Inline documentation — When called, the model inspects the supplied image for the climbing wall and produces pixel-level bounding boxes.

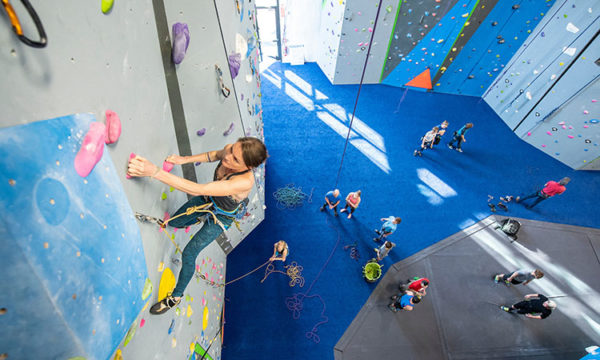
[434,0,556,96]
[382,0,480,88]
[0,0,264,359]
[316,0,347,82]
[333,0,398,84]
[483,0,599,170]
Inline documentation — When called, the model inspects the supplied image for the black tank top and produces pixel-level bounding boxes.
[211,161,250,212]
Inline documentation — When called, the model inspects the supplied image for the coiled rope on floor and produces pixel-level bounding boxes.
[273,184,314,209]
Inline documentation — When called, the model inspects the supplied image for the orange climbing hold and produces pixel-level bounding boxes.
[405,68,432,90]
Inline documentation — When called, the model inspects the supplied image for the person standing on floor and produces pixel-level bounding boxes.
[374,241,395,261]
[320,189,341,216]
[374,216,402,242]
[516,177,570,209]
[433,120,449,147]
[500,294,556,319]
[340,190,361,219]
[414,126,439,157]
[389,290,421,312]
[494,269,544,286]
[448,123,473,152]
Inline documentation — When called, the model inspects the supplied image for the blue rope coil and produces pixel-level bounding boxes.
[273,184,313,209]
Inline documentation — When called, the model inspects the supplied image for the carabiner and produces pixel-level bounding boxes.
[1,0,47,48]
[215,65,231,98]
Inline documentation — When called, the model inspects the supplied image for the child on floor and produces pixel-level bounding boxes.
[448,123,473,152]
[374,241,395,261]
[414,126,439,157]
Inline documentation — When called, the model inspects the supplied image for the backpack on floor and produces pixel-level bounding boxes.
[499,218,521,240]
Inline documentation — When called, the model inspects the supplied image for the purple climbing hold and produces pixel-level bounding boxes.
[229,53,242,79]
[195,162,202,166]
[196,128,206,136]
[223,122,235,136]
[172,23,190,65]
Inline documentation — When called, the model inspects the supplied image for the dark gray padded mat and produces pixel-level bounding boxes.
[335,216,600,359]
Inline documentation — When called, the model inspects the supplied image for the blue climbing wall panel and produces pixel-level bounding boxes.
[0,114,148,360]
[381,0,479,88]
[436,0,556,96]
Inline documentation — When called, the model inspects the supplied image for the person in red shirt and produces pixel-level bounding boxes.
[408,278,429,296]
[516,177,570,209]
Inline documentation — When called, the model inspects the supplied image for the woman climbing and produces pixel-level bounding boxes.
[127,137,268,315]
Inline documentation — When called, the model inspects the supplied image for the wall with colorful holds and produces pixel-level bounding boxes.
[0,0,264,359]
[483,0,599,170]
[316,0,347,83]
[433,0,556,96]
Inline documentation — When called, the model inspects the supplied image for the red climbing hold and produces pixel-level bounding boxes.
[105,109,121,144]
[405,68,432,90]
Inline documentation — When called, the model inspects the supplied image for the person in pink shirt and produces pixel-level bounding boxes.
[340,190,361,219]
[516,177,570,209]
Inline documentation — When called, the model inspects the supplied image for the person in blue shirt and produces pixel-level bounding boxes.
[388,291,421,312]
[320,189,341,216]
[374,216,401,242]
[447,122,473,152]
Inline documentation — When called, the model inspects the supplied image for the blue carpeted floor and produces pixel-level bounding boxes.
[222,62,600,360]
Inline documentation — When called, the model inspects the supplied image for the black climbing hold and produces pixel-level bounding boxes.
[519,89,524,93]
[512,4,520,10]
[585,139,592,143]
[497,35,502,39]
[498,39,505,44]
[535,112,540,116]
[491,21,498,26]
[468,75,474,79]
[505,79,509,83]
[552,127,558,131]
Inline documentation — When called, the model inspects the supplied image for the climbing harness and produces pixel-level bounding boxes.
[215,65,231,98]
[1,0,47,48]
[135,197,247,253]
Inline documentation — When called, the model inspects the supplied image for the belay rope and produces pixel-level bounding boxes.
[261,261,305,287]
[273,184,314,209]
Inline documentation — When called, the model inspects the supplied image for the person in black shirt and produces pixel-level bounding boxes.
[500,293,556,319]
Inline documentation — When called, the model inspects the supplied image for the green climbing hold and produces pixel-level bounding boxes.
[161,192,167,200]
[101,0,114,14]
[386,5,393,13]
[123,320,137,346]
[169,186,175,192]
[176,307,181,316]
[141,278,152,300]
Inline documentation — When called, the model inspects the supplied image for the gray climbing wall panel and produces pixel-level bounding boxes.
[483,0,599,170]
[0,0,263,359]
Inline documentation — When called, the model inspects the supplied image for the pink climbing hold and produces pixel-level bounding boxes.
[185,226,190,233]
[558,121,565,125]
[546,131,552,135]
[368,27,373,32]
[160,212,170,232]
[140,319,146,328]
[541,144,547,147]
[74,122,106,177]
[583,110,589,114]
[592,99,597,103]
[568,135,574,138]
[126,153,136,179]
[562,125,566,129]
[105,110,121,144]
[162,161,174,173]
[584,125,589,128]
[527,132,531,136]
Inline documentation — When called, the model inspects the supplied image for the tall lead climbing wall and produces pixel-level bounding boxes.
[0,0,263,359]
[483,0,599,170]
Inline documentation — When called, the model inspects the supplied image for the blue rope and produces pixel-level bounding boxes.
[273,184,313,210]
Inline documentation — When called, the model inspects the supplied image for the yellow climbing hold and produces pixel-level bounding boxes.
[101,0,114,14]
[113,349,122,360]
[202,306,209,330]
[157,261,165,272]
[187,304,193,317]
[190,342,196,353]
[158,268,176,300]
[172,337,177,348]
